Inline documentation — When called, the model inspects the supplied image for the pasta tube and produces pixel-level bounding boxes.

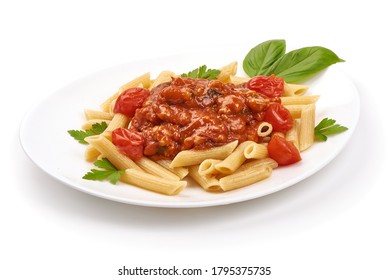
[219,166,272,191]
[215,141,254,175]
[229,75,249,85]
[299,104,315,151]
[188,165,221,192]
[121,169,186,196]
[170,140,238,168]
[137,157,180,181]
[283,83,309,96]
[103,113,129,136]
[85,135,142,171]
[198,159,222,176]
[84,109,112,121]
[243,142,268,160]
[217,61,238,83]
[257,122,273,137]
[281,95,319,105]
[285,119,300,150]
[284,105,305,119]
[150,71,175,89]
[156,160,189,179]
[82,119,111,130]
[84,145,101,162]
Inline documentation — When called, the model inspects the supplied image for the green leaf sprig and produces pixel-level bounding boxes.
[243,39,286,78]
[243,39,344,83]
[68,121,108,144]
[181,65,221,80]
[314,118,348,141]
[83,158,125,184]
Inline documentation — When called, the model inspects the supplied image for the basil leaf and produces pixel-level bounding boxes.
[243,39,286,77]
[265,46,345,83]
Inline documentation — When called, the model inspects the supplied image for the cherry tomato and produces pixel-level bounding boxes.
[113,87,150,117]
[263,103,293,133]
[267,135,301,166]
[247,75,284,98]
[112,128,144,160]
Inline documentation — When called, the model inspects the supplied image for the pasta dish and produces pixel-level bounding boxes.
[70,60,320,196]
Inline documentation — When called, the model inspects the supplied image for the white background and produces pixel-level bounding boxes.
[1,0,388,279]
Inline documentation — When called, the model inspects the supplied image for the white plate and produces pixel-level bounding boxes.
[19,49,360,208]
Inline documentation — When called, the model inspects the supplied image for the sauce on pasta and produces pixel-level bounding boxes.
[128,77,282,160]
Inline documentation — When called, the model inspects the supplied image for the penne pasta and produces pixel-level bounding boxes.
[285,119,300,150]
[283,83,309,96]
[188,165,222,192]
[84,145,101,162]
[299,104,315,151]
[84,109,113,121]
[81,119,111,130]
[219,166,272,191]
[119,72,151,93]
[198,159,222,176]
[103,113,129,136]
[121,169,186,195]
[101,93,119,113]
[237,158,278,172]
[85,135,142,171]
[281,95,319,105]
[229,75,249,85]
[136,157,180,181]
[284,104,305,119]
[150,71,175,89]
[243,142,268,159]
[217,61,238,83]
[156,159,189,179]
[170,140,238,168]
[215,141,254,175]
[108,98,116,116]
[257,122,273,137]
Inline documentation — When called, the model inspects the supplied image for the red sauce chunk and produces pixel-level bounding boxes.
[127,77,287,160]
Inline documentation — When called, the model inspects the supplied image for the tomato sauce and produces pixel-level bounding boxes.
[129,77,281,159]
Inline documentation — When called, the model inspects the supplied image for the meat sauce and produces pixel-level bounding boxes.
[129,77,280,160]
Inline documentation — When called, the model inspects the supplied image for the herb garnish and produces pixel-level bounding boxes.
[243,39,344,83]
[83,158,124,184]
[181,65,221,80]
[314,118,348,141]
[68,121,108,144]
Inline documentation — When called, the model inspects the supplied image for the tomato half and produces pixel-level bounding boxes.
[113,87,150,117]
[112,128,144,160]
[247,75,284,98]
[267,135,301,166]
[263,103,293,133]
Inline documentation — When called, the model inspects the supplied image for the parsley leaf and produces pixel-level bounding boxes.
[181,65,221,80]
[314,118,348,141]
[68,121,108,144]
[83,158,125,184]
